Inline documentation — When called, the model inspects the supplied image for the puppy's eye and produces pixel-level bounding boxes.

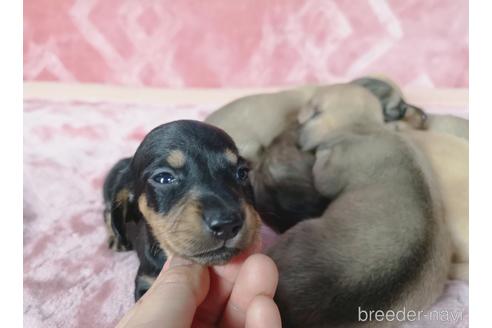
[152,172,176,184]
[235,167,249,182]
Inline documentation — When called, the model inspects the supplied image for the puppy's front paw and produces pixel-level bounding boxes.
[385,121,410,132]
[298,125,322,151]
[312,146,345,198]
[107,235,131,252]
[104,211,130,252]
[134,274,156,301]
[298,115,337,151]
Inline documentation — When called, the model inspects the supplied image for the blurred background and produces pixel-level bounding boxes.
[24,0,468,89]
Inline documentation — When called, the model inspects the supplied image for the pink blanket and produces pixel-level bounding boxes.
[23,99,468,327]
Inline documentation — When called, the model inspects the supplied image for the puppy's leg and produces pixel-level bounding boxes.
[103,196,133,252]
[103,207,118,250]
[425,114,469,140]
[385,120,414,132]
[134,266,157,301]
[267,218,372,327]
[312,139,354,199]
[109,198,133,252]
[312,150,341,197]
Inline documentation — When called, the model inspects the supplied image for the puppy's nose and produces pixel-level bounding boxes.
[205,215,243,241]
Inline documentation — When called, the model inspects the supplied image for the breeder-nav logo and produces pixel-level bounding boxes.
[358,307,463,323]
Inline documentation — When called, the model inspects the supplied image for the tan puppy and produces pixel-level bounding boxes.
[346,76,469,140]
[206,86,317,161]
[352,77,468,279]
[303,87,468,281]
[208,83,386,237]
[269,124,451,327]
[297,84,383,150]
[205,77,423,162]
[387,114,469,140]
[422,114,468,140]
[399,130,469,280]
[205,83,388,161]
[353,76,468,140]
[206,81,468,283]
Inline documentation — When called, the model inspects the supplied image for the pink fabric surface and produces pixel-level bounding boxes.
[24,0,468,88]
[23,99,468,327]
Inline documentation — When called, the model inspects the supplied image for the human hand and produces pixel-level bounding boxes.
[116,246,281,328]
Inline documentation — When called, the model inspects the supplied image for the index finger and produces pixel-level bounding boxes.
[193,238,262,325]
[218,254,278,328]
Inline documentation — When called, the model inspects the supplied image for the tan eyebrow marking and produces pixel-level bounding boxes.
[224,148,238,165]
[166,149,186,168]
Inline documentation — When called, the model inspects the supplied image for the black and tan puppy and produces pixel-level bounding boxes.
[103,120,260,300]
[268,123,452,327]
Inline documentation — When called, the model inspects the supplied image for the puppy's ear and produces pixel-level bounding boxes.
[403,104,428,129]
[104,158,135,251]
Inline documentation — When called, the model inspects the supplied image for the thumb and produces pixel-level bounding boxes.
[116,256,210,328]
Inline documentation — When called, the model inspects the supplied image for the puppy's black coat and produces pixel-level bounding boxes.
[103,120,259,301]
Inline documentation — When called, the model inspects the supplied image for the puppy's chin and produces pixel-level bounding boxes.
[181,223,258,265]
[189,247,242,265]
[165,221,258,266]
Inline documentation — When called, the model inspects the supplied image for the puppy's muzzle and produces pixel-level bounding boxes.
[203,208,244,241]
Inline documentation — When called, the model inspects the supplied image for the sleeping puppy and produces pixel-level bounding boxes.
[103,120,260,300]
[353,78,468,279]
[351,76,428,129]
[268,123,452,327]
[351,76,468,260]
[205,76,447,164]
[352,76,468,140]
[417,114,468,140]
[206,83,386,162]
[386,111,469,141]
[298,86,468,282]
[399,130,469,281]
[206,86,317,162]
[248,84,384,233]
[250,120,329,233]
[297,83,383,150]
